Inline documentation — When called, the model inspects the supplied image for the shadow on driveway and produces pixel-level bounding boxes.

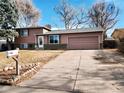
[91,50,124,90]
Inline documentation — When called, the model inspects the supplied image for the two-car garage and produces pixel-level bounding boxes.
[68,36,99,49]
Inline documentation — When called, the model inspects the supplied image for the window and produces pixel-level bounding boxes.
[20,43,28,49]
[20,29,28,37]
[49,35,59,44]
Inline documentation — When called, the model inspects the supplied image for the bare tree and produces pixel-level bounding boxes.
[75,8,88,28]
[54,0,87,29]
[16,0,40,27]
[54,0,75,29]
[88,1,119,38]
[31,8,40,27]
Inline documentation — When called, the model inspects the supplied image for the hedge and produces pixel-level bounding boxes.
[44,44,67,50]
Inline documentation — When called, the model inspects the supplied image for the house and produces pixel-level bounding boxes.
[112,28,124,39]
[112,28,124,52]
[15,27,104,50]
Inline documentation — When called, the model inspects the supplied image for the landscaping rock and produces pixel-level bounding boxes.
[3,67,9,71]
[0,69,3,72]
[35,63,37,66]
[37,63,40,66]
[8,67,14,70]
[29,64,31,67]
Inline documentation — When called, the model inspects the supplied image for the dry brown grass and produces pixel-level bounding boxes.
[0,50,63,69]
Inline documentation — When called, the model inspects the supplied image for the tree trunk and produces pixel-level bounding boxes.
[103,31,107,40]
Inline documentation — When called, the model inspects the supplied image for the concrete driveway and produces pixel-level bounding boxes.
[0,50,124,93]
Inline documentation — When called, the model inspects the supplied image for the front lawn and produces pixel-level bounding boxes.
[0,50,63,69]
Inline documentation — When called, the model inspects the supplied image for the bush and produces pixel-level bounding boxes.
[28,44,35,49]
[44,44,67,50]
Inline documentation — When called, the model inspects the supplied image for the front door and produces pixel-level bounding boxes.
[38,36,44,48]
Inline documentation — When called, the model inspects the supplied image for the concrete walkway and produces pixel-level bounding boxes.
[0,50,123,93]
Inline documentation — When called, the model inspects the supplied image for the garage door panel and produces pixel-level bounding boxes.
[69,43,98,49]
[69,40,98,43]
[68,36,99,49]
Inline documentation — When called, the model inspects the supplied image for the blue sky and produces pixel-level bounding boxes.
[32,0,124,36]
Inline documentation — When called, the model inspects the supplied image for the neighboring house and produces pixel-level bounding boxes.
[112,28,124,52]
[15,27,104,50]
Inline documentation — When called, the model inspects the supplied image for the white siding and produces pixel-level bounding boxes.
[43,29,49,34]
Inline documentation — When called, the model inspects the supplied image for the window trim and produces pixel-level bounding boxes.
[49,35,60,44]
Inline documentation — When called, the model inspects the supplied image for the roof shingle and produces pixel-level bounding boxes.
[44,28,104,35]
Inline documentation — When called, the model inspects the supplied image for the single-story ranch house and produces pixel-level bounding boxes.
[112,28,124,52]
[15,27,104,50]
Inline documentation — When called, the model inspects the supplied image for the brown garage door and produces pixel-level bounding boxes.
[68,36,99,49]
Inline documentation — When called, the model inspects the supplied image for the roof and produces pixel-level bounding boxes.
[43,28,104,35]
[112,28,124,39]
[15,26,51,31]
